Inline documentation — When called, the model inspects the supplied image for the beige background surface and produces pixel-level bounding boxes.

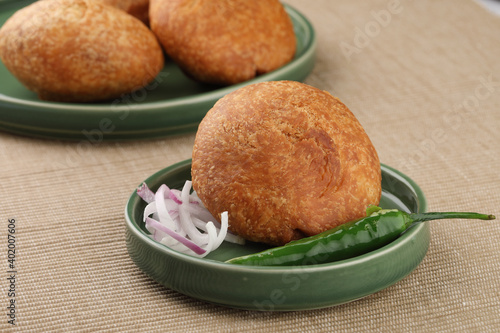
[1,0,499,331]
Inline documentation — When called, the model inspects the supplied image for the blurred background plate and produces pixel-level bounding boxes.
[125,161,430,311]
[0,1,316,141]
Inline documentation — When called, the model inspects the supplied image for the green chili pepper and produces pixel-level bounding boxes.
[225,207,495,266]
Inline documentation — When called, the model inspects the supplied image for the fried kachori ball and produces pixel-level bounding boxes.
[0,0,163,102]
[192,81,382,246]
[149,0,296,85]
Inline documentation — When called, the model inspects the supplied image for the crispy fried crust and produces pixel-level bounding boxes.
[192,81,381,246]
[99,0,149,24]
[0,0,163,102]
[149,0,296,85]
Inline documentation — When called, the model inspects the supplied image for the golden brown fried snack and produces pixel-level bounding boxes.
[0,0,163,103]
[99,0,149,24]
[192,81,382,246]
[149,0,296,85]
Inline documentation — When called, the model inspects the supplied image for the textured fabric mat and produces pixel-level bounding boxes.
[0,0,499,331]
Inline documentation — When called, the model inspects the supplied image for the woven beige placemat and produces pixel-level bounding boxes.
[0,0,499,331]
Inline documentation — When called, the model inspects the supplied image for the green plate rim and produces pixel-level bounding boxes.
[125,160,428,271]
[124,160,430,310]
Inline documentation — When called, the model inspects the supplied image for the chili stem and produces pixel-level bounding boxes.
[409,212,495,223]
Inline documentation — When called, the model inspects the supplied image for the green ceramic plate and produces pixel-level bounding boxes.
[124,160,430,311]
[0,1,316,141]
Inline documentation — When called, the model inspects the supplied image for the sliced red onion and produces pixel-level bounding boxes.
[190,190,203,203]
[154,185,177,230]
[223,232,246,245]
[145,217,206,255]
[139,180,245,257]
[213,211,228,249]
[191,217,210,232]
[143,202,158,221]
[137,183,156,203]
[169,190,183,205]
[188,205,219,225]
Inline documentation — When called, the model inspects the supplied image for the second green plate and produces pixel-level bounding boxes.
[0,1,316,141]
